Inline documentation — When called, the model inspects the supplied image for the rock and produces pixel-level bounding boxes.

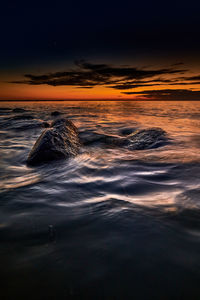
[80,127,168,150]
[123,127,168,150]
[51,111,61,116]
[13,108,26,113]
[27,118,80,165]
[119,127,137,136]
[79,131,124,146]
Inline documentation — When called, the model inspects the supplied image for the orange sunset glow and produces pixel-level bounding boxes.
[1,60,200,101]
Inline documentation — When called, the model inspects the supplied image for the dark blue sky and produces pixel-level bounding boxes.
[1,0,200,66]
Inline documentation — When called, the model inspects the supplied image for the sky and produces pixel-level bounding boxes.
[0,0,200,100]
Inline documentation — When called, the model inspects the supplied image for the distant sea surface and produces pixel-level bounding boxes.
[1,100,200,299]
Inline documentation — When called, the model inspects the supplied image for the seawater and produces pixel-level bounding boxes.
[0,101,200,299]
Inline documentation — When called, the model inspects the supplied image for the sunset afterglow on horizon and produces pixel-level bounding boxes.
[1,1,200,101]
[1,60,200,101]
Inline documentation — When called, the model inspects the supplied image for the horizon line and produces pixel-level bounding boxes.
[1,99,200,102]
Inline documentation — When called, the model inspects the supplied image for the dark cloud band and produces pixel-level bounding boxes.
[12,60,186,89]
[122,89,200,100]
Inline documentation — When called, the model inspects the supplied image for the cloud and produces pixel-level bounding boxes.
[108,77,200,90]
[12,60,186,89]
[109,83,159,90]
[11,61,200,100]
[122,89,200,100]
[109,78,182,90]
[171,62,184,66]
[182,75,200,81]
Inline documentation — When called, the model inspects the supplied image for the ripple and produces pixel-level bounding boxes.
[1,101,200,299]
[0,173,41,190]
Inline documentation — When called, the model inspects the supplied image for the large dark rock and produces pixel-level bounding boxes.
[27,118,80,165]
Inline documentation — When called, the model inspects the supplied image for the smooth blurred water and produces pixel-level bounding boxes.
[0,101,200,299]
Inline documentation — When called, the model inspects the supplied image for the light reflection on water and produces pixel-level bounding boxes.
[0,101,200,299]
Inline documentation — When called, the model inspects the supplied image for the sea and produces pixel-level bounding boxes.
[0,100,200,299]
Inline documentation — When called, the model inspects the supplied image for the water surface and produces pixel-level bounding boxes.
[0,101,200,299]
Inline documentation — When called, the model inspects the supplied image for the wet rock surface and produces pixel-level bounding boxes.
[80,127,168,150]
[119,127,137,136]
[123,127,168,150]
[79,131,123,146]
[27,118,81,165]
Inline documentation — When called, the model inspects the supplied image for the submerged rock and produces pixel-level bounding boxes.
[80,127,168,150]
[51,111,61,116]
[79,131,124,146]
[123,127,168,150]
[27,118,80,165]
[13,108,26,113]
